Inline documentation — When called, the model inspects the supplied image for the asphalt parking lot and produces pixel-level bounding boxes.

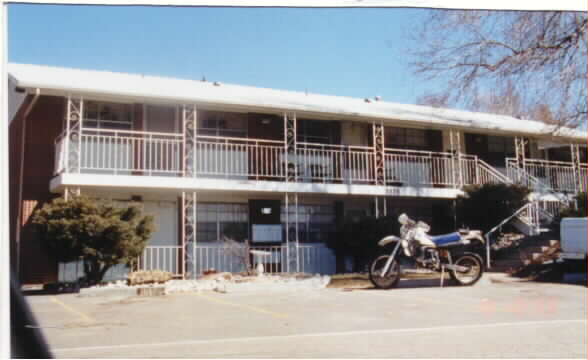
[24,277,587,358]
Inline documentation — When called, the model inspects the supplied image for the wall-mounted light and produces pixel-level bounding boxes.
[261,118,271,125]
[261,207,272,215]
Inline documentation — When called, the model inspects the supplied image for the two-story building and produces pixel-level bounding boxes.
[8,63,587,284]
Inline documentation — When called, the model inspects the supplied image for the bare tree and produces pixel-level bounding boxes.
[411,10,587,128]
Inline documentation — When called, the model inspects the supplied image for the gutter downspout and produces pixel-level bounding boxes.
[15,88,40,278]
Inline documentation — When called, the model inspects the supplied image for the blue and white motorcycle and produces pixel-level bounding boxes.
[369,214,485,289]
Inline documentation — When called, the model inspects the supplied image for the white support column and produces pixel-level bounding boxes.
[284,192,299,273]
[571,143,581,195]
[449,129,463,188]
[63,187,80,201]
[514,137,527,184]
[66,95,83,173]
[372,122,385,186]
[374,196,387,219]
[182,104,197,178]
[284,112,297,182]
[182,191,197,279]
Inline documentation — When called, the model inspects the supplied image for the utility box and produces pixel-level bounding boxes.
[560,218,587,261]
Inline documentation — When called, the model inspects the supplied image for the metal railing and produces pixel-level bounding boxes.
[506,157,587,194]
[81,129,183,175]
[297,142,374,184]
[188,243,336,276]
[137,245,183,276]
[384,148,454,186]
[579,163,587,192]
[55,130,587,194]
[195,135,286,180]
[484,202,539,268]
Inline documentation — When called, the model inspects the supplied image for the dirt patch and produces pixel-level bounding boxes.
[327,273,373,289]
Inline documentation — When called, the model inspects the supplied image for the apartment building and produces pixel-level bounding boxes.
[8,64,587,284]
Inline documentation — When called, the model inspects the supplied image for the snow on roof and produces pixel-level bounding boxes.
[8,63,586,141]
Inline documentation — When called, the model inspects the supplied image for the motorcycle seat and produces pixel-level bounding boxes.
[430,232,461,247]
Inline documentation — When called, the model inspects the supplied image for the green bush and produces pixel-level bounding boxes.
[32,196,155,285]
[456,183,531,233]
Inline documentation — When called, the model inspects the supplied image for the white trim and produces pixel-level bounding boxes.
[8,63,586,142]
[50,173,463,199]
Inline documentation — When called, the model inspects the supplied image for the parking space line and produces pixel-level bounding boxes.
[54,319,586,353]
[194,293,289,319]
[50,297,94,323]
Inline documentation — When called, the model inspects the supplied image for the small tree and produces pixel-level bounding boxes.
[456,183,531,233]
[32,196,155,285]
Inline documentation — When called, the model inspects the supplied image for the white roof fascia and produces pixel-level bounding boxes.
[8,63,586,142]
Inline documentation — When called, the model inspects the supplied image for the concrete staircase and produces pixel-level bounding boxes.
[490,233,561,273]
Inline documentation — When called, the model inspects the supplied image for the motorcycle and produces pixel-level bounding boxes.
[369,213,485,289]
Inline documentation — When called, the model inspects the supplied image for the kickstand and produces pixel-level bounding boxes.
[440,265,445,288]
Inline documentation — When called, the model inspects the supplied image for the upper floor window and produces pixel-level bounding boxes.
[297,119,335,144]
[385,127,427,150]
[84,101,133,130]
[488,136,515,157]
[198,111,247,138]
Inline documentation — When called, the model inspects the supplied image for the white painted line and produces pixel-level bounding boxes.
[54,319,586,353]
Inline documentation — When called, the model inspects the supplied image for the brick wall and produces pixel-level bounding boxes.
[10,95,65,284]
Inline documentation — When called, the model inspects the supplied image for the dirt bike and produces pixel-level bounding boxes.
[369,214,485,289]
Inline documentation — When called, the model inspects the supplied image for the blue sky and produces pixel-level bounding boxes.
[8,5,436,104]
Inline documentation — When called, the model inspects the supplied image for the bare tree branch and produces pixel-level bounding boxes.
[409,10,587,128]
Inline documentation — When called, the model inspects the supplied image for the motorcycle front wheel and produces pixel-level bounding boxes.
[450,253,484,286]
[369,255,401,289]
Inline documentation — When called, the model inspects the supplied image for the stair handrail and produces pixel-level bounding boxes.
[505,159,570,206]
[476,158,512,184]
[484,202,536,269]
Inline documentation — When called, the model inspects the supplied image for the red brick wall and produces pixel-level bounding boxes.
[10,95,65,284]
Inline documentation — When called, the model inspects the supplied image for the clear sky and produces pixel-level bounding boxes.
[8,5,439,105]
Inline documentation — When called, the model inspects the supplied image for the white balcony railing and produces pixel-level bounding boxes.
[296,143,374,184]
[81,129,183,175]
[188,243,336,276]
[461,156,512,186]
[506,157,586,193]
[384,149,453,187]
[194,135,286,180]
[580,163,587,191]
[56,129,588,193]
[137,245,182,276]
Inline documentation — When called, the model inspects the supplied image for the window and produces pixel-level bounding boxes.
[196,203,249,243]
[197,111,247,137]
[297,119,334,144]
[385,127,427,149]
[84,101,133,130]
[281,204,335,243]
[488,136,515,154]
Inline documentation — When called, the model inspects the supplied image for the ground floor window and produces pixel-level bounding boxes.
[195,202,336,244]
[281,204,335,243]
[197,203,248,243]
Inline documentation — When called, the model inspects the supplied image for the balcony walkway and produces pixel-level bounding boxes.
[52,129,530,197]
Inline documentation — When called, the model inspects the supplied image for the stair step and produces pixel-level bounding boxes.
[549,240,560,248]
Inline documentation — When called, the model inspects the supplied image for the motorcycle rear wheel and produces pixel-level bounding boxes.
[449,253,483,286]
[369,255,401,289]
